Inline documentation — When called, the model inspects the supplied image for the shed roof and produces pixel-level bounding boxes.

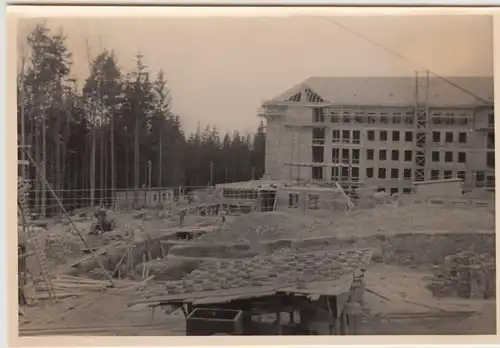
[268,76,493,106]
[132,248,373,306]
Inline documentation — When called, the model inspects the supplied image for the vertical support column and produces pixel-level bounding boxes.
[275,297,283,335]
[340,311,348,335]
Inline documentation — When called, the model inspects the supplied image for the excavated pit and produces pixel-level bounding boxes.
[77,231,495,284]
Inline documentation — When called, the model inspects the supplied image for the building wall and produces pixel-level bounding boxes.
[214,186,261,208]
[266,106,313,181]
[263,104,494,193]
[414,180,463,199]
[276,188,340,214]
[115,189,174,207]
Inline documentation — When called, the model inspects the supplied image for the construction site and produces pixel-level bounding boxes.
[16,16,495,337]
[17,142,496,336]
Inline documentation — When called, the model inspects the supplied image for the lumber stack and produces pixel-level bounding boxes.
[33,275,134,299]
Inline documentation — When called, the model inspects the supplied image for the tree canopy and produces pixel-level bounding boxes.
[18,23,266,215]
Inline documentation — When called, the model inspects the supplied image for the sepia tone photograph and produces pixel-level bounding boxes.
[14,11,495,338]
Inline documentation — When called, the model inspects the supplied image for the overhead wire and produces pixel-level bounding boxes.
[319,17,492,105]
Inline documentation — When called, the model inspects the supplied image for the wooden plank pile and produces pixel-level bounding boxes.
[32,275,135,300]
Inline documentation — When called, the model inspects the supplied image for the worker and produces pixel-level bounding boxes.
[179,209,186,227]
[219,208,227,225]
[89,207,115,235]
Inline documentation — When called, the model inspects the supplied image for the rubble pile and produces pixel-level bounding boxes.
[427,251,496,299]
[44,235,84,261]
[198,211,320,245]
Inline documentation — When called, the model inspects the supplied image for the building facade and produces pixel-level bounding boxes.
[259,75,494,194]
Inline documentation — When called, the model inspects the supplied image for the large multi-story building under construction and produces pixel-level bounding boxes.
[258,73,494,194]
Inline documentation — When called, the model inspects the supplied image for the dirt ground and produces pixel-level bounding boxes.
[361,264,496,335]
[19,202,496,336]
[19,263,495,336]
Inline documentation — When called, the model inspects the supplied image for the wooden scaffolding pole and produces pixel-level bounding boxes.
[24,149,116,287]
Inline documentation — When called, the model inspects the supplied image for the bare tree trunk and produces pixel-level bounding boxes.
[133,107,139,203]
[90,105,96,209]
[158,132,162,188]
[63,108,70,207]
[100,120,104,206]
[125,145,129,189]
[19,57,26,179]
[41,106,47,218]
[110,108,116,208]
[56,105,61,214]
[35,128,40,215]
[82,139,87,209]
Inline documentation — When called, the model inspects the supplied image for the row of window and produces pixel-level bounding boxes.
[367,149,412,161]
[383,187,413,195]
[313,166,470,182]
[431,151,466,163]
[324,130,469,145]
[366,149,467,163]
[313,110,473,126]
[367,130,468,144]
[323,147,468,164]
[366,167,466,180]
[332,148,360,164]
[331,130,361,144]
[367,130,413,142]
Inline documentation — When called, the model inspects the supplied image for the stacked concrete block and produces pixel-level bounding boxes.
[428,251,496,299]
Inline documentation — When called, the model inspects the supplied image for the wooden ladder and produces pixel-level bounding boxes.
[18,177,57,303]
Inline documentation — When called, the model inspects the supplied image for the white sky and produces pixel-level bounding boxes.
[18,15,493,134]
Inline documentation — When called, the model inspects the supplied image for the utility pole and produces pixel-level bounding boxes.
[252,167,255,181]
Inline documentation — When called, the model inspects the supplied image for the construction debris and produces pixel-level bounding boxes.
[427,251,496,299]
[17,172,495,335]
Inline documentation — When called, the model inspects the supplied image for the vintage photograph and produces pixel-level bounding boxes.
[16,13,495,336]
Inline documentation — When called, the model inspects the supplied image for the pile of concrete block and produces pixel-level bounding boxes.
[427,251,496,299]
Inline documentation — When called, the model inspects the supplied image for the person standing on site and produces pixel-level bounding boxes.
[219,206,226,225]
[179,209,186,227]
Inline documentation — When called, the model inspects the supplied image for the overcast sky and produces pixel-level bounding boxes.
[19,15,493,134]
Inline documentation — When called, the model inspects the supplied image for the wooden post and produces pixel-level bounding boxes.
[275,297,282,335]
[340,311,348,335]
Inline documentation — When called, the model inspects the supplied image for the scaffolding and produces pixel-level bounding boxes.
[414,70,430,182]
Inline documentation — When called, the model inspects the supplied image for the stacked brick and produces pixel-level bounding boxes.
[427,251,496,299]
